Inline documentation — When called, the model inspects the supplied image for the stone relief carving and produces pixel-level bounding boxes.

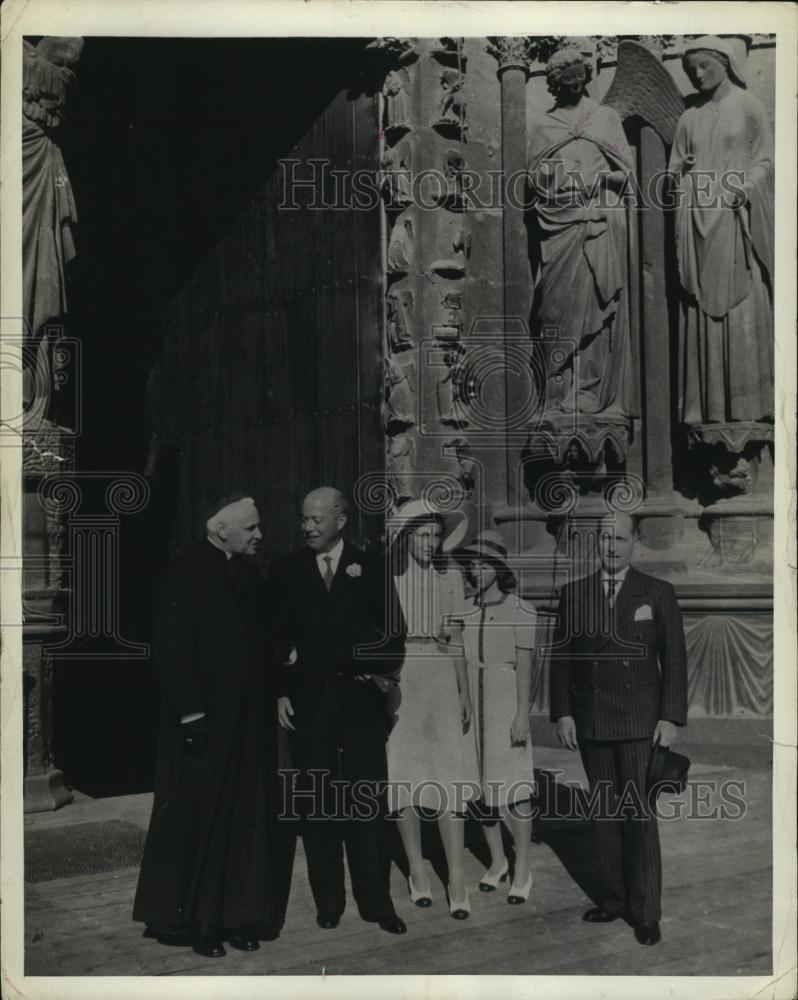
[22,419,75,479]
[387,217,415,274]
[366,37,418,66]
[384,354,416,429]
[380,144,413,209]
[430,37,465,66]
[436,344,469,428]
[431,225,471,278]
[442,149,465,207]
[383,69,412,138]
[446,436,477,494]
[709,458,752,499]
[434,69,467,133]
[386,287,414,351]
[387,431,416,500]
[434,290,463,341]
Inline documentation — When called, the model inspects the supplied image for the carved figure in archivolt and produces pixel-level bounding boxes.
[437,69,466,128]
[435,290,463,341]
[447,436,477,493]
[381,145,413,208]
[527,48,636,422]
[383,69,412,134]
[387,217,415,274]
[669,36,774,430]
[387,287,414,351]
[431,225,471,277]
[442,149,465,205]
[387,431,416,500]
[385,354,416,428]
[436,345,469,427]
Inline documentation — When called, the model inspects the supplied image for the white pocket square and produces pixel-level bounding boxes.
[634,605,653,621]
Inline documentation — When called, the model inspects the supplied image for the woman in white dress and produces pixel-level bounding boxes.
[455,531,538,904]
[386,500,479,919]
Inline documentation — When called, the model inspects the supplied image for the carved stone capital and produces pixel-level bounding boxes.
[486,36,536,75]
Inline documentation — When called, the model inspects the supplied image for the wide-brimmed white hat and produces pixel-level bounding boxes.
[452,529,512,575]
[386,498,468,553]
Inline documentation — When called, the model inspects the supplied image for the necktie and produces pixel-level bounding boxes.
[322,555,334,591]
[605,577,618,607]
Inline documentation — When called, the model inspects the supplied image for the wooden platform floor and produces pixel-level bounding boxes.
[23,749,772,977]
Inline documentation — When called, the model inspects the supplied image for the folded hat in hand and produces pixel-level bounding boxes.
[646,743,690,802]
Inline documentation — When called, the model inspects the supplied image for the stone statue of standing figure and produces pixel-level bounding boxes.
[669,36,774,434]
[527,48,637,430]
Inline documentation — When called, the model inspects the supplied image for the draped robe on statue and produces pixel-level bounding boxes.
[669,86,774,427]
[527,98,637,421]
[22,38,81,340]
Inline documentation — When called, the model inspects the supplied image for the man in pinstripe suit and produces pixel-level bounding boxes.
[550,512,688,945]
[267,487,407,935]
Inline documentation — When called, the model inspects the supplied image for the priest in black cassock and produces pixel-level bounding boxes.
[133,495,294,959]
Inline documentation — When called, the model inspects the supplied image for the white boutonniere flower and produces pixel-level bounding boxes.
[346,563,362,578]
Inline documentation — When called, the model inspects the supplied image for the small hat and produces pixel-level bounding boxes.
[387,498,468,553]
[453,529,511,574]
[646,744,691,801]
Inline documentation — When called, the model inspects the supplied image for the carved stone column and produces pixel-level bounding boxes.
[374,37,476,525]
[23,424,75,811]
[487,38,534,506]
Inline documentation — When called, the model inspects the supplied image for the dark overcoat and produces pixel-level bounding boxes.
[549,566,688,740]
[133,539,292,934]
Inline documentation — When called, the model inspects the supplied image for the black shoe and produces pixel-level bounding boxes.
[377,914,407,935]
[634,920,661,945]
[228,933,260,952]
[316,912,341,929]
[583,905,624,923]
[192,935,226,958]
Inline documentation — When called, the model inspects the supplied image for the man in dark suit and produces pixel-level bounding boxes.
[266,487,407,934]
[550,511,688,946]
[133,495,293,958]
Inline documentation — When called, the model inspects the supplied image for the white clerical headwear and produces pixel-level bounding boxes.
[205,494,257,534]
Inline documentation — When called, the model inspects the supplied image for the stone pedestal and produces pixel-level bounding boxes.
[699,499,773,572]
[24,639,72,812]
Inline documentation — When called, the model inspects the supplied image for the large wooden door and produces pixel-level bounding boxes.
[152,43,383,561]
